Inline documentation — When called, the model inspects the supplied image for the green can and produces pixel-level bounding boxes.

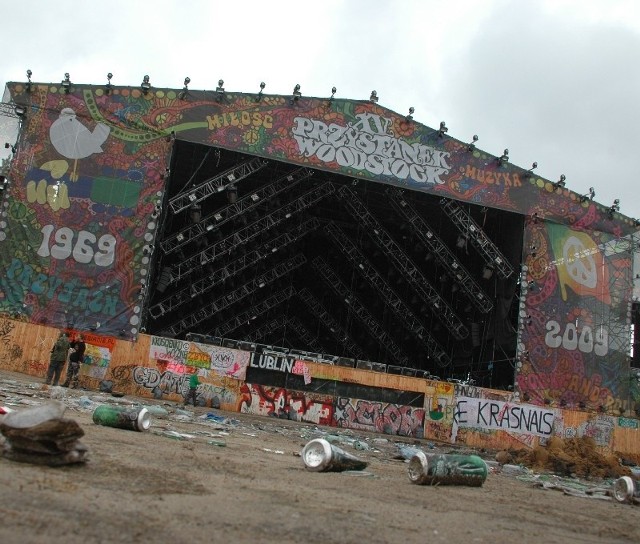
[408,451,488,486]
[92,405,150,432]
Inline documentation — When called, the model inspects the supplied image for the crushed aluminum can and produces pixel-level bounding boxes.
[408,450,488,486]
[612,476,640,504]
[92,405,150,432]
[301,438,368,472]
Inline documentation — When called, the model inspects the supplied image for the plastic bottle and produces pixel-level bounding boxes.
[612,476,640,504]
[92,405,150,432]
[408,451,488,486]
[301,438,368,472]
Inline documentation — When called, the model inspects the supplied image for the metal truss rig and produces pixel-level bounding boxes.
[387,189,493,314]
[166,182,334,285]
[297,288,366,360]
[324,222,450,367]
[313,256,410,366]
[337,185,469,340]
[162,167,313,254]
[440,198,515,279]
[149,217,321,318]
[213,286,298,338]
[246,315,326,355]
[168,156,268,214]
[164,254,306,337]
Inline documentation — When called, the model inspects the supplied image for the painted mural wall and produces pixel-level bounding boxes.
[2,82,637,339]
[1,318,638,454]
[516,219,634,412]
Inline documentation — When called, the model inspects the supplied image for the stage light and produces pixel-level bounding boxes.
[609,198,620,218]
[4,142,16,154]
[497,148,509,166]
[482,264,494,280]
[369,90,378,103]
[189,204,201,223]
[525,162,537,178]
[227,184,238,204]
[404,107,414,121]
[580,186,595,203]
[467,134,478,151]
[290,83,301,104]
[438,121,448,137]
[553,174,566,190]
[141,75,151,94]
[61,72,71,93]
[634,218,640,227]
[105,72,113,94]
[255,81,266,102]
[456,234,468,248]
[14,104,26,117]
[26,69,32,92]
[179,76,190,99]
[216,79,225,101]
[329,86,336,102]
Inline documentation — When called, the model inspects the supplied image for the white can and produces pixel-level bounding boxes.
[612,476,639,504]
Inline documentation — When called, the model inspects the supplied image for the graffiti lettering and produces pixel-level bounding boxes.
[36,224,116,267]
[463,165,522,188]
[207,111,273,130]
[2,258,119,315]
[335,397,425,438]
[292,113,451,185]
[250,353,293,373]
[544,320,608,356]
[455,397,554,438]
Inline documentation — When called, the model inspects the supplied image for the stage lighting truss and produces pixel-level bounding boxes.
[149,217,320,318]
[167,182,334,285]
[168,156,268,214]
[162,167,313,254]
[440,198,515,279]
[312,256,411,366]
[213,286,297,338]
[246,315,326,356]
[337,185,469,340]
[324,222,451,367]
[297,288,366,360]
[164,254,306,337]
[387,189,493,314]
[0,102,23,119]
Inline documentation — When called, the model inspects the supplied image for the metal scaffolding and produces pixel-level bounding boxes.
[440,198,515,279]
[313,256,410,366]
[168,156,268,214]
[297,288,366,360]
[164,254,306,336]
[165,182,334,285]
[387,188,493,314]
[213,286,298,338]
[149,217,320,318]
[324,222,450,367]
[161,167,313,254]
[337,185,469,340]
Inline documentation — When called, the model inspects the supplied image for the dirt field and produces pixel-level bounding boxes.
[0,369,638,544]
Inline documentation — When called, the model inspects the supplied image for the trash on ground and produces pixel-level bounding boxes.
[408,451,488,486]
[92,405,150,432]
[0,401,89,466]
[611,476,640,505]
[301,438,369,472]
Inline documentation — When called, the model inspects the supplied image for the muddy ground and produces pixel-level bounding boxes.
[0,369,638,544]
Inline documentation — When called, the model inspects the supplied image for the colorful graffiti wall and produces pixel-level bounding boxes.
[0,317,638,453]
[516,220,634,411]
[2,82,636,338]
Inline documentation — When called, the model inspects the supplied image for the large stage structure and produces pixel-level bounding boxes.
[1,75,638,414]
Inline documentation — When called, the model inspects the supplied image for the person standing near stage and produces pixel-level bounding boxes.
[183,370,200,407]
[63,333,86,388]
[46,331,70,386]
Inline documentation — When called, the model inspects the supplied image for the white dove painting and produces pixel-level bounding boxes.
[49,108,111,181]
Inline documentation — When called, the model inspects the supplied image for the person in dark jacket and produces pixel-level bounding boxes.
[63,333,86,388]
[46,331,70,386]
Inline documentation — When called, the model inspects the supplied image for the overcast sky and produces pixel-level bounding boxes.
[2,0,640,223]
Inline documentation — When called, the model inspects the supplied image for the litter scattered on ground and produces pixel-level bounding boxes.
[0,400,89,466]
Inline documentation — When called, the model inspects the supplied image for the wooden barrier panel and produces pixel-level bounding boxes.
[1,316,639,455]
